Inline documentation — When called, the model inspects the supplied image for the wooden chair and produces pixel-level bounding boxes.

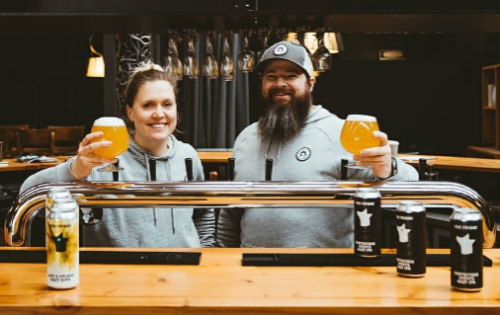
[0,124,30,158]
[47,125,85,155]
[16,129,56,156]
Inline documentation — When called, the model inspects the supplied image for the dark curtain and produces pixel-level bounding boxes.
[179,32,250,149]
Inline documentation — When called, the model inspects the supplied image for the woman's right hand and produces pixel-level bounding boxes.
[70,131,117,180]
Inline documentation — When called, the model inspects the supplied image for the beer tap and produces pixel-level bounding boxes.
[227,157,235,181]
[148,159,157,181]
[265,158,273,181]
[426,164,438,181]
[185,158,194,181]
[112,159,120,181]
[418,158,427,181]
[341,158,348,180]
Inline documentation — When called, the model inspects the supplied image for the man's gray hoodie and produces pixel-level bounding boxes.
[217,105,418,248]
[20,135,215,248]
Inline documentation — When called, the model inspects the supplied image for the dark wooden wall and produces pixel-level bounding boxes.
[3,32,500,157]
[314,33,484,156]
[0,33,104,133]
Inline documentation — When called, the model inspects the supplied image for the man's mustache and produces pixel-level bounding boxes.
[268,89,294,97]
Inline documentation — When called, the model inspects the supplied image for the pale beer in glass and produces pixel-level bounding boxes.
[340,114,380,169]
[91,117,129,172]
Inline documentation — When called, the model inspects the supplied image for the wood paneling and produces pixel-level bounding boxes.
[0,247,499,314]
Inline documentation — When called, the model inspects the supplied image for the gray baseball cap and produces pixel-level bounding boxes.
[256,40,314,78]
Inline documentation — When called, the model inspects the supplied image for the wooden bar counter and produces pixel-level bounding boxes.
[3,153,500,173]
[0,247,499,315]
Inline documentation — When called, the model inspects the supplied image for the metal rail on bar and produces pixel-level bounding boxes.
[4,181,496,247]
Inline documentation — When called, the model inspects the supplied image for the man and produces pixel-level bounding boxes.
[217,40,418,248]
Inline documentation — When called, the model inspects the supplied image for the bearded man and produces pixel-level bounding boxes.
[216,41,418,248]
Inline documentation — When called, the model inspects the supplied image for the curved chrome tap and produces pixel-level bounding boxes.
[4,181,496,247]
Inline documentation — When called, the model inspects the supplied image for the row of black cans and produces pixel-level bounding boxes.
[353,187,483,292]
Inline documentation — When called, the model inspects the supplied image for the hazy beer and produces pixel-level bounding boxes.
[91,117,129,159]
[340,115,380,155]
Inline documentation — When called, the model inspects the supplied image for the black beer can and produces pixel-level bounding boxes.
[354,188,381,257]
[450,208,483,292]
[396,201,427,277]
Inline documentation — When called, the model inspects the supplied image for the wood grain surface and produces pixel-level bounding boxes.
[399,154,500,173]
[0,247,498,315]
[2,153,500,173]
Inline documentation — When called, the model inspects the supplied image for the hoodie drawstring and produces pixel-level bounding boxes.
[264,138,283,162]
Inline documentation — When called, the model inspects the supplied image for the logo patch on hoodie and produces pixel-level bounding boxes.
[296,147,311,161]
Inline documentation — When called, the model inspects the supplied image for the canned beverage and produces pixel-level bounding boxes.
[46,198,79,289]
[354,187,381,257]
[45,188,72,217]
[396,201,427,277]
[450,208,483,292]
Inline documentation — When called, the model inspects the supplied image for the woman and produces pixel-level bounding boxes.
[20,63,215,248]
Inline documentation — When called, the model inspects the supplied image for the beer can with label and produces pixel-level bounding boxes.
[354,187,381,257]
[46,198,79,289]
[450,208,483,292]
[45,188,72,217]
[396,201,427,277]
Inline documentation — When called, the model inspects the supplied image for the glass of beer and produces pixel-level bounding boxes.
[91,117,129,172]
[340,114,380,169]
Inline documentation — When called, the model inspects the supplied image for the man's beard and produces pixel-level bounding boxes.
[258,87,312,142]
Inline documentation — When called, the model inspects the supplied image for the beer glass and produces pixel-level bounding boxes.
[220,36,234,81]
[238,33,255,72]
[340,114,380,169]
[164,36,183,81]
[312,35,332,72]
[184,35,200,79]
[91,117,130,172]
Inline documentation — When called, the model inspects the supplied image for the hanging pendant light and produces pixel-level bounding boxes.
[303,32,318,54]
[324,32,344,54]
[86,34,105,78]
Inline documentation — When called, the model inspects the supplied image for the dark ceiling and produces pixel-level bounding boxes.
[1,1,500,33]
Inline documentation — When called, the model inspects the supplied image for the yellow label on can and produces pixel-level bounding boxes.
[46,218,79,289]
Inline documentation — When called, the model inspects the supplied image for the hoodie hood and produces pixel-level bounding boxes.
[305,105,333,125]
[128,133,178,163]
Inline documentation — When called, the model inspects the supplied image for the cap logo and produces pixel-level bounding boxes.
[273,44,288,56]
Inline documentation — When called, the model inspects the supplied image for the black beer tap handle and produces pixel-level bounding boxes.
[227,157,235,181]
[341,158,348,180]
[112,159,120,181]
[149,159,157,181]
[418,158,427,181]
[185,158,194,181]
[265,158,273,181]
